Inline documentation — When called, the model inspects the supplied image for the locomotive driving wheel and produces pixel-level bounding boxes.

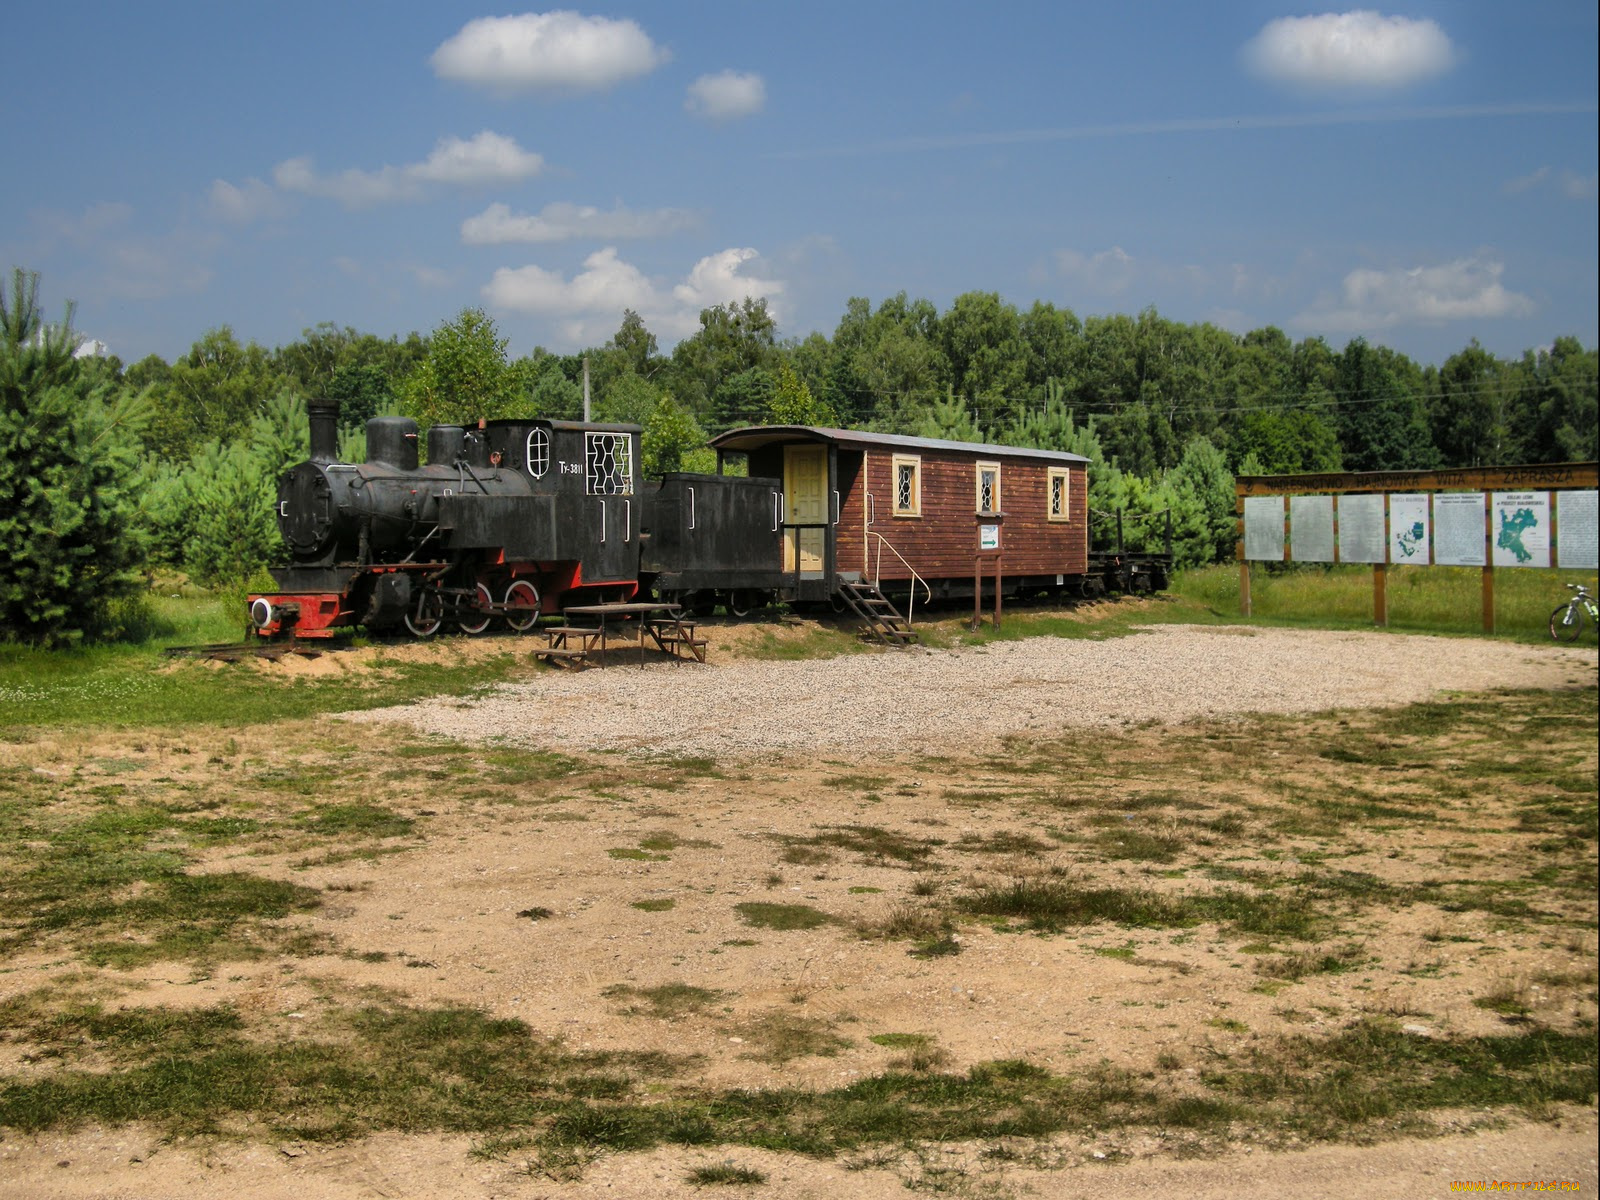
[503,579,541,633]
[404,587,445,638]
[456,582,495,635]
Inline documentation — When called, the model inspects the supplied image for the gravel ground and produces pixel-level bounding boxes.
[345,625,1598,759]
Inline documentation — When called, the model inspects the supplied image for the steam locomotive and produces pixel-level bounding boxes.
[248,402,656,638]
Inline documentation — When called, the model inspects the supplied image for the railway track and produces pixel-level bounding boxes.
[161,640,330,663]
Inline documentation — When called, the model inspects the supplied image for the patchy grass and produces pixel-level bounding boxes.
[0,646,532,731]
[686,1163,768,1186]
[776,825,942,867]
[734,902,835,931]
[0,606,1593,1179]
[734,1012,853,1064]
[1,998,1589,1153]
[604,983,724,1019]
[957,879,1320,940]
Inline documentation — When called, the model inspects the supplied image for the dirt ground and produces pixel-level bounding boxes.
[2,618,1596,1198]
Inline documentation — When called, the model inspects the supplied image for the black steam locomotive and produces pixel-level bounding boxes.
[249,402,776,639]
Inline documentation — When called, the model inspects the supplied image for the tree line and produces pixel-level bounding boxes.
[3,265,1596,642]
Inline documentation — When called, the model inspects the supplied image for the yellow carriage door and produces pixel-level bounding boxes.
[783,444,828,577]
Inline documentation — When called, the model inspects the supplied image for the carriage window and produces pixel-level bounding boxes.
[1048,468,1070,522]
[976,461,1001,515]
[892,455,920,517]
[586,432,633,496]
[525,427,550,478]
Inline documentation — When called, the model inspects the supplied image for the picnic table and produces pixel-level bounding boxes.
[552,602,706,667]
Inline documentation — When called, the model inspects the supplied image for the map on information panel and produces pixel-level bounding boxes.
[1491,492,1550,568]
[1389,493,1431,563]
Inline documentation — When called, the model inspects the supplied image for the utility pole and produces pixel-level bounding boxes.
[582,355,591,422]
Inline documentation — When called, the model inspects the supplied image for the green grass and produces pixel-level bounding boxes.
[777,825,942,866]
[1175,562,1599,642]
[603,983,723,1018]
[0,645,531,730]
[1,998,1589,1152]
[1,583,1594,1169]
[686,1163,767,1186]
[734,902,834,931]
[958,878,1322,940]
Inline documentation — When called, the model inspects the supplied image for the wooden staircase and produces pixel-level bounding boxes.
[836,580,918,646]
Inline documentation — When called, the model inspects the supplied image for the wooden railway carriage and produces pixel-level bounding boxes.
[641,426,1092,614]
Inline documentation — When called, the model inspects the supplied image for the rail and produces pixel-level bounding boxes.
[867,532,933,626]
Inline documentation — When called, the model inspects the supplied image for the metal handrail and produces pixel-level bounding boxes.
[867,532,932,626]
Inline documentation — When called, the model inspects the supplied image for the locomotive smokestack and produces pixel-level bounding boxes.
[308,400,340,463]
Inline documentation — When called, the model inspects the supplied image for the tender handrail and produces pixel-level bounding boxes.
[867,532,932,625]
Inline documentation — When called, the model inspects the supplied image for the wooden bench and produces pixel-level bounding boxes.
[644,618,708,664]
[543,625,605,651]
[534,624,606,669]
[532,645,591,669]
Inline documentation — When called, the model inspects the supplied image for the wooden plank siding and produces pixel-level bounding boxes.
[845,449,1088,582]
[717,429,1090,590]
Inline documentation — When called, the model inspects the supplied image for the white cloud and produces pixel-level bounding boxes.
[460,201,699,245]
[206,177,285,223]
[1296,258,1534,332]
[1563,170,1599,200]
[1503,166,1552,195]
[34,201,133,247]
[431,12,667,94]
[99,235,218,301]
[30,203,216,301]
[671,248,783,319]
[412,133,545,185]
[1503,166,1598,200]
[408,265,457,290]
[685,70,767,122]
[273,132,543,208]
[1054,246,1137,295]
[485,247,658,315]
[1244,11,1457,90]
[484,245,784,345]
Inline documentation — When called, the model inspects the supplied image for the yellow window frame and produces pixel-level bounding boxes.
[1048,468,1071,522]
[892,454,921,517]
[976,461,1001,515]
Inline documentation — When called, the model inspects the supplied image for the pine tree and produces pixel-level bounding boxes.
[1,269,150,643]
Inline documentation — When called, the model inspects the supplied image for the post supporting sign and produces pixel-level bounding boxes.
[972,522,1003,631]
[1235,462,1599,632]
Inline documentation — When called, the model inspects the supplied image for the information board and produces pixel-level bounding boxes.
[1243,495,1284,561]
[1337,494,1385,564]
[1289,495,1334,563]
[1433,493,1486,566]
[1557,489,1599,569]
[1491,492,1550,568]
[1388,493,1431,563]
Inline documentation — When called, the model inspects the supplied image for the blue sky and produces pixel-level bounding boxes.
[4,3,1595,367]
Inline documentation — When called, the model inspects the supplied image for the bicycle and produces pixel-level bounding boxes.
[1549,583,1598,642]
